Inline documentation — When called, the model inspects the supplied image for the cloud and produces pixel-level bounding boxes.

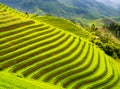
[96,0,120,8]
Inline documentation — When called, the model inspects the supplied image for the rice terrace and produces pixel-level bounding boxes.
[0,3,120,89]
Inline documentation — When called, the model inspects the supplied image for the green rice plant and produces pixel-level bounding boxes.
[0,29,61,62]
[80,55,109,88]
[71,50,104,89]
[38,39,82,81]
[108,61,120,89]
[42,41,86,83]
[0,12,9,15]
[11,33,70,73]
[0,15,13,20]
[0,4,27,18]
[0,30,64,69]
[0,6,8,11]
[0,20,34,32]
[34,16,90,38]
[0,28,55,51]
[0,3,3,7]
[93,56,119,89]
[0,19,33,29]
[0,28,55,56]
[11,34,70,75]
[68,49,106,89]
[0,23,44,38]
[43,42,90,84]
[59,45,99,88]
[0,27,54,52]
[30,36,74,79]
[0,18,21,24]
[0,25,50,45]
[51,45,92,86]
[0,3,120,89]
[0,10,12,15]
[29,37,79,79]
[0,72,64,89]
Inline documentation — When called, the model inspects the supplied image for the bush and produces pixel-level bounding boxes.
[103,44,114,57]
[102,43,120,59]
[90,35,120,59]
[94,40,103,49]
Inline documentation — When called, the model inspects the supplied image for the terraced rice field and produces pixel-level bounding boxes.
[33,16,90,39]
[0,3,120,89]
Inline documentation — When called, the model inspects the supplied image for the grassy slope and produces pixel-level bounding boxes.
[97,26,120,44]
[112,16,120,22]
[33,16,90,39]
[88,18,117,26]
[88,18,120,44]
[0,4,63,89]
[116,60,120,74]
[0,72,64,89]
[112,59,120,88]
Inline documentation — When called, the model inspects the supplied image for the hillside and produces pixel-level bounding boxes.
[58,0,120,18]
[0,3,120,89]
[112,16,120,22]
[96,0,120,9]
[88,18,120,43]
[0,0,85,19]
[0,0,120,19]
[88,18,118,26]
[0,72,64,89]
[33,16,90,38]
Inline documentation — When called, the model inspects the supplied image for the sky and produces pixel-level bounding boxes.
[97,0,120,3]
[96,0,120,8]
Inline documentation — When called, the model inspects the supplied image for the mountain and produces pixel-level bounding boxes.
[58,0,120,17]
[89,18,118,26]
[112,16,120,22]
[0,0,87,19]
[0,0,120,19]
[0,0,46,15]
[96,0,120,9]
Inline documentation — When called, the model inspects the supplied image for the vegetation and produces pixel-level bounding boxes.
[87,24,120,59]
[0,72,63,89]
[108,23,120,37]
[88,18,118,26]
[0,3,120,89]
[1,0,120,20]
[33,16,90,38]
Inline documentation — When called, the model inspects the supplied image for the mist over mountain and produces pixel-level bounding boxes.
[96,0,120,9]
[0,0,120,20]
[58,0,120,17]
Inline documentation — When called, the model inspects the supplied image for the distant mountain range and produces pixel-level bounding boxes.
[0,0,120,20]
[96,0,120,9]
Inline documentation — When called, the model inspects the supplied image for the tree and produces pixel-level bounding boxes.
[90,24,98,32]
[25,12,29,17]
[109,23,120,37]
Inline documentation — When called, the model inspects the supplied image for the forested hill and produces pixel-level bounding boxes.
[0,0,120,19]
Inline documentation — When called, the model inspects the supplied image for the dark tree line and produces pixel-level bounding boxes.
[109,23,120,37]
[88,23,120,59]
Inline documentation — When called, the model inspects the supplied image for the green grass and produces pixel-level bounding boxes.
[88,18,118,26]
[13,34,70,75]
[0,72,64,89]
[0,3,120,89]
[0,19,34,32]
[33,16,90,38]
